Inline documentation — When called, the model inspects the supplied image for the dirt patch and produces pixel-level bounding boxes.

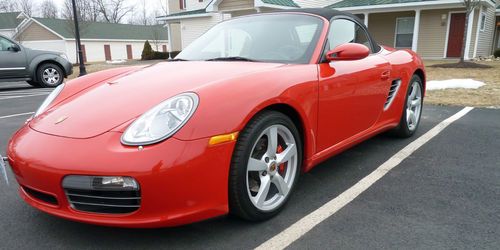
[429,61,493,69]
[424,60,500,108]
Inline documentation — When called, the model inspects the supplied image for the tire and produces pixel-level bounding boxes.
[229,111,302,221]
[36,63,64,88]
[391,74,424,138]
[26,80,41,88]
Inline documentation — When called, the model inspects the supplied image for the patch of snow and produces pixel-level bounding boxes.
[106,59,127,64]
[426,79,485,91]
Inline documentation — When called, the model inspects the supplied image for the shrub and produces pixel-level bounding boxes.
[141,40,153,60]
[494,49,500,58]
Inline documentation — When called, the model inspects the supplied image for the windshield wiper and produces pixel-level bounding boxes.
[206,56,259,62]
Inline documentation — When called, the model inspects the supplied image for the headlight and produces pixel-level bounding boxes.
[33,83,64,117]
[121,92,199,146]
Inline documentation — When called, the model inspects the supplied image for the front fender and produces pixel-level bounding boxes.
[28,54,73,80]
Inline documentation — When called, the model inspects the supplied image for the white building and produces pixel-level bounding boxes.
[12,17,168,64]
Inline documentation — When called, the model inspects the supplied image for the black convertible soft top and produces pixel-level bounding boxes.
[276,8,381,53]
[276,8,361,22]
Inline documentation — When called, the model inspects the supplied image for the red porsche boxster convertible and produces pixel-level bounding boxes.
[4,9,425,227]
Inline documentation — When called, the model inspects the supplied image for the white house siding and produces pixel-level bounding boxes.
[180,14,225,49]
[219,0,253,11]
[20,40,67,55]
[187,0,210,10]
[64,40,168,63]
[474,5,496,57]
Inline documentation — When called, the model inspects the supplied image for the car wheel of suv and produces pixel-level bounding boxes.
[36,63,64,88]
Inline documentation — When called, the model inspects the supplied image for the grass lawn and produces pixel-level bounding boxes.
[424,60,500,108]
[68,59,500,108]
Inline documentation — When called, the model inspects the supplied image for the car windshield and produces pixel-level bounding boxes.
[176,14,324,64]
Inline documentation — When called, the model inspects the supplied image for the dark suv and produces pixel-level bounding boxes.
[0,35,72,88]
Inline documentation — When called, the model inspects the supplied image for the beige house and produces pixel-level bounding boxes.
[329,0,499,59]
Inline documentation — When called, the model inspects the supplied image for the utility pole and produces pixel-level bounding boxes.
[72,0,87,76]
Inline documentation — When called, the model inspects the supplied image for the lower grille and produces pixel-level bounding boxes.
[22,186,58,205]
[65,189,141,214]
[62,175,141,214]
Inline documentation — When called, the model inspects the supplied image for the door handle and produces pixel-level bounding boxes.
[381,71,391,81]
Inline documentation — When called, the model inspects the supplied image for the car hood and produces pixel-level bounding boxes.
[30,61,284,139]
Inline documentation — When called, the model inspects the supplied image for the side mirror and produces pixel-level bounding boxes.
[326,43,370,62]
[8,44,21,52]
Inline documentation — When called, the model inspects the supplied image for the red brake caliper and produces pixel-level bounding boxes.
[277,145,286,174]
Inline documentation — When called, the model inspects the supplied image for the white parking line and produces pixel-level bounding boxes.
[0,93,49,100]
[256,107,474,250]
[0,112,34,120]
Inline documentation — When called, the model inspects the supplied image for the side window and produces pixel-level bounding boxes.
[327,19,371,52]
[0,37,15,52]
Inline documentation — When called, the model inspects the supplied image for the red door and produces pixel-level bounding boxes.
[162,45,167,52]
[104,45,112,61]
[447,13,466,58]
[80,44,87,63]
[126,45,133,59]
[317,55,391,152]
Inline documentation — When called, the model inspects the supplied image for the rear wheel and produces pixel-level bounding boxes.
[392,75,423,137]
[36,63,64,88]
[229,111,302,221]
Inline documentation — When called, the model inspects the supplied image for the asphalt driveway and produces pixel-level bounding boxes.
[0,83,498,249]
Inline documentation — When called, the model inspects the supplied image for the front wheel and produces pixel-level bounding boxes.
[36,63,64,88]
[391,75,424,137]
[229,111,302,221]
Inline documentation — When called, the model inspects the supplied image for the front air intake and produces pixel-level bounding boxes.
[62,176,141,214]
[384,79,401,110]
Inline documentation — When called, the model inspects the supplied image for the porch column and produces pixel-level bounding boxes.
[411,9,421,52]
[464,8,476,60]
[364,13,369,27]
[167,23,173,59]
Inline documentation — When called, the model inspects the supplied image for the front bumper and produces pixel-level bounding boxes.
[7,125,235,228]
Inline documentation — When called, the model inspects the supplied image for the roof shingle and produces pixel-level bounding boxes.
[33,18,168,41]
[0,12,23,30]
[261,0,300,7]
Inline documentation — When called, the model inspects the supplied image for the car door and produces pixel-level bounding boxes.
[0,36,28,79]
[316,18,391,152]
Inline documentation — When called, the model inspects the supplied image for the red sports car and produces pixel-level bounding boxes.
[3,9,425,227]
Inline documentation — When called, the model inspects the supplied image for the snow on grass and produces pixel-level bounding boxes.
[426,79,485,91]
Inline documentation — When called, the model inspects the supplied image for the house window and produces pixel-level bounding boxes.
[395,17,415,48]
[180,0,187,10]
[479,13,486,32]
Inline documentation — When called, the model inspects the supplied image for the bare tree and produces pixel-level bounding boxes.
[40,0,59,19]
[95,0,133,23]
[460,0,481,62]
[61,0,101,22]
[17,0,36,17]
[0,0,19,12]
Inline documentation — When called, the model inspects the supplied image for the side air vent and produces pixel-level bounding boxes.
[384,79,401,110]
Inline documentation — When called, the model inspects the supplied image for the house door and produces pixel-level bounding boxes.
[447,13,466,58]
[81,44,87,63]
[104,45,111,61]
[126,45,133,59]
